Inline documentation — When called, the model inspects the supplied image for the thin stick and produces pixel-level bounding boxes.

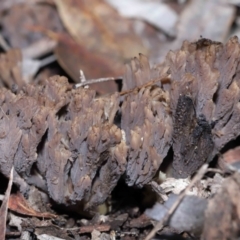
[144,164,209,240]
[74,76,122,88]
[79,70,87,83]
[207,168,224,174]
[119,77,171,96]
[39,55,56,68]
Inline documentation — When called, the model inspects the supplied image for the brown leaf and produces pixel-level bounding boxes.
[55,33,119,94]
[54,0,148,93]
[8,192,56,218]
[0,167,13,239]
[54,0,147,58]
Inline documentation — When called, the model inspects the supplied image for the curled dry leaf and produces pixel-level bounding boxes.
[8,192,56,218]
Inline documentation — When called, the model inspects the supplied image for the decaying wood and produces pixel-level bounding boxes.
[0,37,240,208]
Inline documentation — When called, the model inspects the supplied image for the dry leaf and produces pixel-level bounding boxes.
[8,192,56,218]
[54,0,148,90]
[55,33,119,94]
[54,0,147,58]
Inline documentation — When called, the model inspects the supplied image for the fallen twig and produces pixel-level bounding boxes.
[119,77,170,96]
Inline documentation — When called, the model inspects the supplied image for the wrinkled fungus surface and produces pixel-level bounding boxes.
[0,37,240,206]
